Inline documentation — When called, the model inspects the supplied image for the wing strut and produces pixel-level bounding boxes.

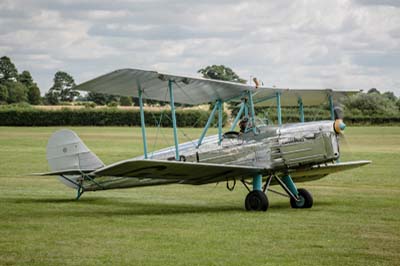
[218,100,223,145]
[168,80,180,160]
[197,100,219,148]
[230,98,246,131]
[298,97,304,123]
[247,91,257,134]
[276,92,282,126]
[138,87,148,159]
[328,94,335,120]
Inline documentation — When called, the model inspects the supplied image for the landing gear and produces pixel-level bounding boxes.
[244,174,269,212]
[245,191,269,211]
[241,174,314,212]
[290,188,313,208]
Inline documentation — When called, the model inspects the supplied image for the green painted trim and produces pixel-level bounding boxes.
[218,100,223,145]
[329,94,335,120]
[253,174,262,191]
[168,80,179,160]
[276,92,282,126]
[281,175,298,196]
[298,97,304,123]
[138,88,148,159]
[244,103,249,117]
[247,91,257,133]
[197,101,218,148]
[230,101,245,131]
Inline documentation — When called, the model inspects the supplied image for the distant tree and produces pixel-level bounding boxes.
[367,88,380,94]
[18,70,34,87]
[46,71,79,104]
[6,81,27,103]
[382,91,397,102]
[44,91,59,105]
[119,96,132,106]
[344,92,398,116]
[18,70,41,105]
[198,65,246,84]
[87,92,117,105]
[0,56,18,83]
[0,84,8,102]
[198,65,246,110]
[27,85,41,105]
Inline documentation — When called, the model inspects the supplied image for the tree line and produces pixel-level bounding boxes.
[0,56,134,106]
[1,56,399,118]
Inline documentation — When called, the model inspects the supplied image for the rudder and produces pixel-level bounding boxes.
[46,129,104,188]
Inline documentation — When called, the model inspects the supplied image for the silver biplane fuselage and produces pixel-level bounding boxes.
[80,120,339,191]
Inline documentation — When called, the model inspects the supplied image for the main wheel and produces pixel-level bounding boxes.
[245,191,269,211]
[290,188,313,208]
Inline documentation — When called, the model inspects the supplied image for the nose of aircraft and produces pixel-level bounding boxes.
[339,121,346,131]
[334,119,346,134]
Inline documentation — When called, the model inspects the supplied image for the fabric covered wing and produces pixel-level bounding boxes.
[74,69,253,105]
[250,88,360,107]
[93,159,268,185]
[74,68,359,106]
[32,169,95,176]
[289,160,371,180]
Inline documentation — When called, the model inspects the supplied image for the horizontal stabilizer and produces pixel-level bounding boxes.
[32,169,95,176]
[94,159,268,185]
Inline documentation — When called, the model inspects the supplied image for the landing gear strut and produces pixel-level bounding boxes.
[244,174,269,212]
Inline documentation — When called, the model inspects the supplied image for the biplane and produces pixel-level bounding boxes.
[38,69,371,211]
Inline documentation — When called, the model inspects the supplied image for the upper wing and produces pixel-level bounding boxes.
[74,68,253,105]
[74,68,360,106]
[93,159,269,185]
[250,88,360,107]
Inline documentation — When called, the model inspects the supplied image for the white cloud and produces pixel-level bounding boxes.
[0,0,399,95]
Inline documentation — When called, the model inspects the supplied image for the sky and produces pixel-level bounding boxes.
[0,0,399,95]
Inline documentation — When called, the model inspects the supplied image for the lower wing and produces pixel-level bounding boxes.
[289,160,371,182]
[93,159,269,185]
[33,160,370,189]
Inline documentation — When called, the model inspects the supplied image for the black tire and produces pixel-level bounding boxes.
[290,188,313,209]
[245,191,269,211]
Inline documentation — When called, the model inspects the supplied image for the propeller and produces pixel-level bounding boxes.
[332,102,356,161]
[333,104,346,135]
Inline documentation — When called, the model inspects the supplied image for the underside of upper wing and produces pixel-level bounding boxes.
[74,68,253,105]
[250,88,360,107]
[93,159,269,185]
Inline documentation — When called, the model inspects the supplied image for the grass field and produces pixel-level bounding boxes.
[0,126,399,266]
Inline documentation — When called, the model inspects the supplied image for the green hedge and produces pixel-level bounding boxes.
[0,107,398,126]
[0,108,227,127]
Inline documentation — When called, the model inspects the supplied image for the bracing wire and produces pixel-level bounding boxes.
[147,88,171,157]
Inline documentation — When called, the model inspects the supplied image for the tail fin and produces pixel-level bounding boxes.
[46,129,104,174]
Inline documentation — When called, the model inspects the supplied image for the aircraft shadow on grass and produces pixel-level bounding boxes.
[5,196,335,217]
